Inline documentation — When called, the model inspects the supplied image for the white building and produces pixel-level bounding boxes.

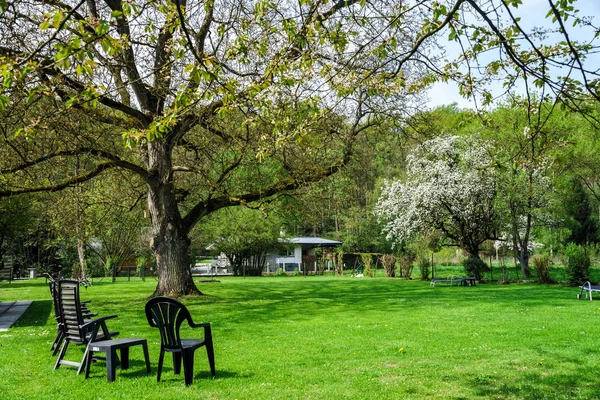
[267,237,343,274]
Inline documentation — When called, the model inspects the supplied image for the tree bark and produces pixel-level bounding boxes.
[510,211,533,278]
[77,236,86,278]
[146,140,202,297]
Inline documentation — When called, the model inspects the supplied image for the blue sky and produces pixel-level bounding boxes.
[427,0,600,109]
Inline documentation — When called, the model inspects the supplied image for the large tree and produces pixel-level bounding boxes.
[1,0,598,295]
[0,0,428,296]
[481,103,562,278]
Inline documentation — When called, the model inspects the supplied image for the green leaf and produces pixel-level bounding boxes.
[0,94,9,111]
[52,11,63,29]
[101,39,111,53]
[2,74,12,88]
[0,0,7,12]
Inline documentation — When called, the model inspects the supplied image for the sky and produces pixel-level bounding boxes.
[426,0,600,109]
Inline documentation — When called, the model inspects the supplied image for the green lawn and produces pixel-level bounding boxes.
[1,276,599,399]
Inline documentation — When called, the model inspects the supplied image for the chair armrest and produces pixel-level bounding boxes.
[80,315,118,330]
[82,315,119,342]
[190,321,212,338]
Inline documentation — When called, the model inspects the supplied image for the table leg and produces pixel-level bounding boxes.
[107,348,118,383]
[142,341,151,373]
[121,347,130,370]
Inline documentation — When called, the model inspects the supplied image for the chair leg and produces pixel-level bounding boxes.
[173,352,182,375]
[54,340,69,370]
[78,344,91,375]
[206,340,216,377]
[183,350,195,386]
[84,349,93,379]
[52,329,64,355]
[142,341,151,373]
[157,350,164,382]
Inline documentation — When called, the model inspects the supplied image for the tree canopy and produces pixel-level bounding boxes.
[1,0,599,293]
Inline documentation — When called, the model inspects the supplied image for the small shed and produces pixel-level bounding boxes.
[267,236,343,273]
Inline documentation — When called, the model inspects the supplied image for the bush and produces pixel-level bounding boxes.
[463,257,488,280]
[398,254,415,279]
[418,257,430,280]
[381,255,396,278]
[532,254,554,284]
[136,256,147,281]
[563,243,590,286]
[361,254,374,277]
[335,251,344,276]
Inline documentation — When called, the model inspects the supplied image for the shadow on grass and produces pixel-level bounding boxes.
[13,299,52,327]
[200,279,582,330]
[0,279,54,290]
[470,364,600,399]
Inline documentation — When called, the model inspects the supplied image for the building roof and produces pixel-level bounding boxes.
[282,237,343,247]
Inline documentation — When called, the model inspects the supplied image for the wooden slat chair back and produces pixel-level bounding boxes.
[145,297,215,385]
[49,280,96,355]
[54,280,117,374]
[59,280,86,344]
[49,281,65,355]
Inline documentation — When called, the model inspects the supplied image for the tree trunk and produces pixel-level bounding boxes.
[515,247,531,278]
[511,222,532,278]
[77,237,86,278]
[150,221,199,297]
[147,140,202,297]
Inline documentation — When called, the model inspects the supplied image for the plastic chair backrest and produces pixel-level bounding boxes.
[145,297,193,351]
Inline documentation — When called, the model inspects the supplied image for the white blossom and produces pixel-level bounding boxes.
[375,135,497,251]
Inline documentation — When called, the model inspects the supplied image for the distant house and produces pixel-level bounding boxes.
[267,237,342,273]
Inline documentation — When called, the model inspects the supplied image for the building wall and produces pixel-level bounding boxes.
[266,245,323,273]
[266,245,303,272]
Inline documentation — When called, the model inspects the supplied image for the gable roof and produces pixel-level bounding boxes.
[282,237,342,247]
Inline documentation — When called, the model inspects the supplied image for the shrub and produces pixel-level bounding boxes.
[136,256,147,281]
[381,255,396,278]
[105,257,116,281]
[463,257,488,280]
[418,257,430,280]
[563,243,590,286]
[532,254,554,284]
[398,254,415,279]
[361,254,374,277]
[71,262,80,279]
[335,251,344,276]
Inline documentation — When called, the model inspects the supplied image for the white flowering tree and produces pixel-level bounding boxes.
[375,135,498,279]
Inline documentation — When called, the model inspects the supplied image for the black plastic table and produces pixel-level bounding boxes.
[85,338,151,382]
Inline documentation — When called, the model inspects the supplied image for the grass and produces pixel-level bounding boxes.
[1,275,599,399]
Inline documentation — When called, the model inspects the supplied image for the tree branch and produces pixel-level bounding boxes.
[0,161,118,197]
[0,147,150,181]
